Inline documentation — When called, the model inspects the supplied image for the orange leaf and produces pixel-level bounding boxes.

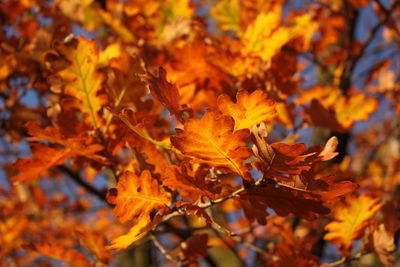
[217,90,276,130]
[171,112,252,181]
[324,195,382,256]
[76,229,113,263]
[107,170,171,223]
[25,122,106,163]
[29,242,92,266]
[12,144,74,183]
[107,215,152,250]
[106,170,171,249]
[163,163,219,202]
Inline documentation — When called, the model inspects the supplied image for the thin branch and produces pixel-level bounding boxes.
[325,252,364,267]
[57,165,108,203]
[150,234,182,266]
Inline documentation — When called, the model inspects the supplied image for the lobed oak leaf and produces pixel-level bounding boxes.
[324,194,382,256]
[163,163,218,202]
[239,185,330,224]
[217,89,276,130]
[107,170,171,224]
[251,123,317,182]
[210,0,242,34]
[140,67,191,123]
[107,215,152,250]
[335,92,379,129]
[25,122,106,163]
[11,143,74,183]
[303,99,345,132]
[171,112,252,181]
[369,224,397,267]
[76,229,113,264]
[45,37,106,128]
[106,53,147,111]
[28,242,92,266]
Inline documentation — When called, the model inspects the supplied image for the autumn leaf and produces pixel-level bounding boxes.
[176,201,213,226]
[163,163,219,202]
[141,67,191,123]
[242,5,282,60]
[239,184,330,224]
[107,170,171,223]
[210,0,242,34]
[324,195,382,256]
[76,229,113,263]
[106,170,171,249]
[303,99,345,132]
[171,112,252,181]
[251,123,316,181]
[45,37,106,128]
[335,92,379,129]
[11,144,74,183]
[217,90,276,130]
[107,215,151,250]
[25,122,106,163]
[318,136,339,161]
[28,242,92,266]
[241,6,317,61]
[179,234,209,264]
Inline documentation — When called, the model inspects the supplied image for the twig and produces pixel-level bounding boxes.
[325,252,364,267]
[150,234,182,266]
[57,165,108,203]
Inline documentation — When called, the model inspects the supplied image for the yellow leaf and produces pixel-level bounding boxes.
[107,216,150,250]
[217,90,276,130]
[242,6,282,59]
[46,37,106,128]
[242,7,317,61]
[99,42,122,66]
[324,195,382,256]
[335,92,378,129]
[210,0,242,34]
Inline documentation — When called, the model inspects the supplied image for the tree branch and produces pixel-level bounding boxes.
[57,165,108,203]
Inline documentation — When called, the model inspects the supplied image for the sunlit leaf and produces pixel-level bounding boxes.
[46,37,106,128]
[217,90,276,130]
[171,112,252,181]
[324,195,382,256]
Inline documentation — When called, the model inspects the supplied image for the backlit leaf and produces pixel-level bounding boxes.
[210,0,242,34]
[29,242,92,266]
[324,195,382,256]
[107,170,171,223]
[171,112,252,181]
[217,90,276,130]
[12,144,74,183]
[46,37,106,128]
